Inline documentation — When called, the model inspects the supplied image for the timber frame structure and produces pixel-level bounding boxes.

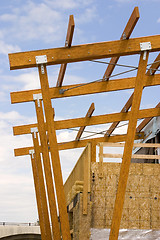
[9,7,160,240]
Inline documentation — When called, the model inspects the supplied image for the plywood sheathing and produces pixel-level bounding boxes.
[91,162,160,230]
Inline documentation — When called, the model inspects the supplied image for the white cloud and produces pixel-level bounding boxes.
[44,0,94,10]
[76,6,97,24]
[157,18,160,23]
[0,40,20,55]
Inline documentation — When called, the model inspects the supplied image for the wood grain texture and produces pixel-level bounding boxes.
[103,7,140,80]
[102,142,160,148]
[31,132,52,240]
[14,132,144,156]
[13,107,160,135]
[8,34,160,70]
[109,52,149,240]
[102,153,160,159]
[38,65,71,240]
[75,103,95,141]
[10,74,160,104]
[34,100,61,240]
[56,15,75,87]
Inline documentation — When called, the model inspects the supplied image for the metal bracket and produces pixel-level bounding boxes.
[140,42,151,60]
[33,93,42,107]
[35,55,47,65]
[122,32,126,40]
[29,149,35,158]
[31,127,38,138]
[35,55,47,74]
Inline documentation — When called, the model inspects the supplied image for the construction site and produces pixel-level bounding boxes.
[4,5,160,240]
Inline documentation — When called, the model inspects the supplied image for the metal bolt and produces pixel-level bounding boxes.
[109,50,111,52]
[29,59,31,62]
[68,54,70,57]
[52,57,54,59]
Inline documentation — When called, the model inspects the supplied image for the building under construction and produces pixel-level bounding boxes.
[9,6,160,240]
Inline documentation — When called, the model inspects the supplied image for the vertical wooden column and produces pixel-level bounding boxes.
[34,99,61,239]
[38,65,71,240]
[91,142,96,162]
[31,132,52,240]
[109,52,149,240]
[99,143,103,178]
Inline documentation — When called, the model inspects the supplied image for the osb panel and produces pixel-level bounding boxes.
[91,162,160,230]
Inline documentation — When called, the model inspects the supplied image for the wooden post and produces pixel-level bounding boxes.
[34,99,61,239]
[31,131,52,240]
[91,142,96,162]
[99,143,103,178]
[109,51,149,240]
[38,65,71,240]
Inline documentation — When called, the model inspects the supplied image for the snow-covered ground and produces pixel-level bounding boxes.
[90,229,160,240]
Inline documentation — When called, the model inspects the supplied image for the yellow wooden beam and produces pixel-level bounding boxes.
[8,34,160,70]
[10,74,160,104]
[102,142,160,148]
[102,153,160,159]
[31,132,52,240]
[103,6,140,80]
[75,103,95,141]
[37,65,71,240]
[109,52,149,240]
[34,99,61,239]
[13,107,160,135]
[14,132,144,156]
[56,15,75,87]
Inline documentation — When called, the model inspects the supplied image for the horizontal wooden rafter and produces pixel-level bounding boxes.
[14,132,144,156]
[75,103,95,141]
[13,107,160,135]
[102,153,160,159]
[101,142,160,148]
[9,34,160,70]
[103,6,140,80]
[56,15,75,87]
[10,74,160,104]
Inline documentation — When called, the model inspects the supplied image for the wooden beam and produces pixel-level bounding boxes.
[14,132,144,156]
[102,142,160,148]
[109,52,149,240]
[146,52,160,75]
[103,7,140,80]
[10,74,160,104]
[102,153,160,159]
[136,102,160,132]
[30,132,52,240]
[56,15,75,87]
[75,103,95,141]
[13,107,160,135]
[8,34,160,70]
[34,99,61,239]
[37,65,71,240]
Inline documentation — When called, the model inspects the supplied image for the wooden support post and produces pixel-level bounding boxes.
[83,144,91,215]
[109,51,149,240]
[33,99,61,240]
[75,103,95,141]
[103,7,139,80]
[136,102,160,132]
[56,15,75,87]
[99,143,103,178]
[37,65,71,240]
[30,132,52,240]
[91,142,96,162]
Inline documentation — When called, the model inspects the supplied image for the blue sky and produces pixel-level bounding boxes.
[0,0,160,223]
